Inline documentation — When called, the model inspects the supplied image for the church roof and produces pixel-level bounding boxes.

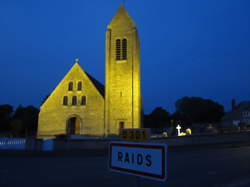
[85,72,105,97]
[73,62,105,98]
[40,62,105,110]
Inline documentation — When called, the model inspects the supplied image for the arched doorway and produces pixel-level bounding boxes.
[66,116,81,135]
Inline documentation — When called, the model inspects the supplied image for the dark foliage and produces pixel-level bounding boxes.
[12,105,39,137]
[144,107,171,128]
[175,97,225,123]
[171,112,192,128]
[0,104,39,137]
[0,105,13,132]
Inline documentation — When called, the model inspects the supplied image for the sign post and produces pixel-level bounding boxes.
[109,141,167,183]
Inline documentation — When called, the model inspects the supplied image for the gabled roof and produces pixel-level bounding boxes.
[223,101,250,121]
[237,101,250,111]
[72,62,105,98]
[86,72,105,97]
[40,62,105,109]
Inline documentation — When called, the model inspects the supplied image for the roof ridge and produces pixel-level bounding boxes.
[85,72,105,97]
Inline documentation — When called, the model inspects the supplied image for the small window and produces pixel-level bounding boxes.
[68,82,73,91]
[77,81,82,91]
[81,96,86,105]
[116,39,121,60]
[63,96,68,105]
[72,96,77,105]
[122,39,127,60]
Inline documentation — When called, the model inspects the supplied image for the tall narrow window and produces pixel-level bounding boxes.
[116,39,121,60]
[77,81,82,91]
[68,82,73,91]
[72,96,77,105]
[122,39,127,60]
[63,96,68,105]
[81,96,86,105]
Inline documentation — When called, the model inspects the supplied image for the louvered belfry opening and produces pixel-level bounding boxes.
[122,39,127,60]
[116,39,121,60]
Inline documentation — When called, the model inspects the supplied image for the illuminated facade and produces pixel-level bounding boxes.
[37,5,141,138]
[37,62,105,138]
[105,6,142,134]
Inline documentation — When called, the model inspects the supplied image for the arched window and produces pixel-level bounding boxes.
[68,82,73,91]
[72,96,77,105]
[122,39,127,60]
[81,96,86,105]
[63,96,68,105]
[77,81,82,91]
[116,39,121,60]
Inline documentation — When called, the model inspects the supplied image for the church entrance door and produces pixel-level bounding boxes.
[118,121,125,135]
[66,116,81,135]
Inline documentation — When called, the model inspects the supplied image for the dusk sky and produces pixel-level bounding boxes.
[0,0,249,113]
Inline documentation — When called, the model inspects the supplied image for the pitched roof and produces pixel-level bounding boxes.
[237,101,250,111]
[40,63,105,109]
[86,72,105,97]
[223,101,250,121]
[73,62,105,98]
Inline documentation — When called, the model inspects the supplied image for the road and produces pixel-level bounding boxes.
[0,145,250,187]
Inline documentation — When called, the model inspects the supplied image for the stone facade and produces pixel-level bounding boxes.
[37,6,142,138]
[105,6,142,135]
[38,63,105,138]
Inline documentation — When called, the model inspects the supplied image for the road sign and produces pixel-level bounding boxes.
[120,128,150,141]
[109,141,167,182]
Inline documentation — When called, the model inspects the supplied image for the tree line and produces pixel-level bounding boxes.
[0,105,39,137]
[144,97,224,129]
[0,96,225,137]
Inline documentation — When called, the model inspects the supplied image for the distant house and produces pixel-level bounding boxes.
[222,99,250,126]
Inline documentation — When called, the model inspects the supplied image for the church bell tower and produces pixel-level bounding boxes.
[105,5,142,135]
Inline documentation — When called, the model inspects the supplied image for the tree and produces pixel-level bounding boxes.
[144,107,170,129]
[11,105,39,137]
[0,105,13,132]
[10,119,23,136]
[175,97,224,123]
[171,112,192,128]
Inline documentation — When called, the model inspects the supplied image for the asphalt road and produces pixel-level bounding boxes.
[0,145,250,187]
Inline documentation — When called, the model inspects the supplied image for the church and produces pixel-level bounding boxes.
[37,6,142,138]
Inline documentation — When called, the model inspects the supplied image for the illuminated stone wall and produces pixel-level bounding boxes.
[105,6,142,135]
[37,63,104,138]
[37,6,142,138]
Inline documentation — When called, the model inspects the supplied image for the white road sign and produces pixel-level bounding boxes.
[109,141,167,182]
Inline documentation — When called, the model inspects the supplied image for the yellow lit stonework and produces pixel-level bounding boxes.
[105,5,142,135]
[37,5,142,138]
[37,62,105,138]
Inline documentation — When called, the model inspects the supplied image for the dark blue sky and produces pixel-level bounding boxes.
[0,0,250,113]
